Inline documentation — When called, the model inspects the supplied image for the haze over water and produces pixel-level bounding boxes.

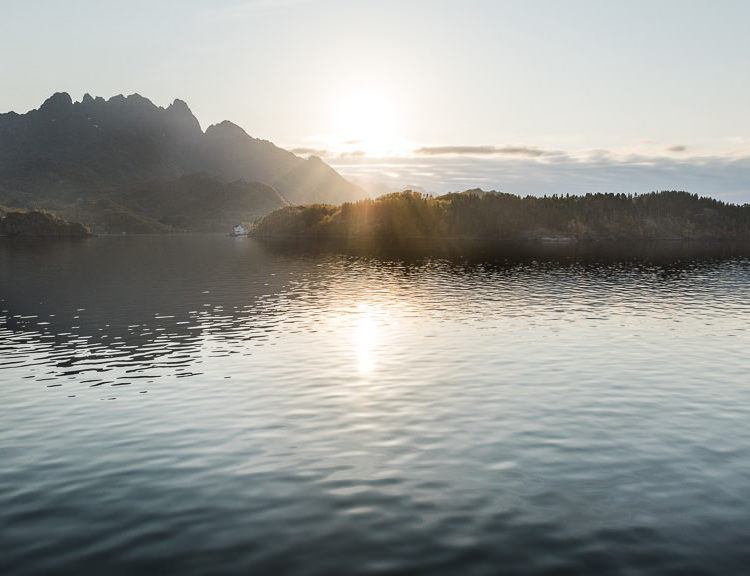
[2,236,750,575]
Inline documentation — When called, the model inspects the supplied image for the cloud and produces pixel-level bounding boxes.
[338,150,366,158]
[291,147,330,157]
[331,153,750,203]
[414,145,548,157]
[668,145,687,153]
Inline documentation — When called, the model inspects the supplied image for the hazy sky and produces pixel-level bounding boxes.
[3,0,750,199]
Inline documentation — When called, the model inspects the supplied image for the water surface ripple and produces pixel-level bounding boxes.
[1,236,750,575]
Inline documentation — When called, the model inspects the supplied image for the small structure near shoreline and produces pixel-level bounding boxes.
[231,224,249,236]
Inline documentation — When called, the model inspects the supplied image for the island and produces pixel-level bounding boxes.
[250,190,750,245]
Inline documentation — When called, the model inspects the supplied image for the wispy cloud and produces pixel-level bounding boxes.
[291,147,330,157]
[331,153,750,203]
[339,150,366,158]
[414,145,549,157]
[668,145,687,153]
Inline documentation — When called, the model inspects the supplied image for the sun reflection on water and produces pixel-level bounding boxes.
[356,305,376,374]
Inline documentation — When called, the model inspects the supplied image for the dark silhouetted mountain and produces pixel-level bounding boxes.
[197,122,359,205]
[0,92,365,232]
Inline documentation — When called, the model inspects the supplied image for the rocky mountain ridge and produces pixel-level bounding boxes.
[0,92,365,232]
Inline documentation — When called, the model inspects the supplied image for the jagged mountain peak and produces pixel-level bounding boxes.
[167,98,192,115]
[39,92,73,115]
[205,120,249,139]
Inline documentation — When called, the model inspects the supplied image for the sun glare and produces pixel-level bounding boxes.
[350,302,384,374]
[334,90,396,156]
[356,311,376,374]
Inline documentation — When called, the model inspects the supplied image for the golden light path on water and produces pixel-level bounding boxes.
[355,303,377,374]
[330,299,399,379]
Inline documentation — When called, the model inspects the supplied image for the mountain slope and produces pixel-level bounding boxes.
[118,174,289,232]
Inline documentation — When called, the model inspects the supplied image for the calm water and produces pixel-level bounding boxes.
[2,235,750,575]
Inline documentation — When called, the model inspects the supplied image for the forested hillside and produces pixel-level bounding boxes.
[252,190,750,242]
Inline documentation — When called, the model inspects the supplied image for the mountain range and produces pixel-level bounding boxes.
[0,92,366,232]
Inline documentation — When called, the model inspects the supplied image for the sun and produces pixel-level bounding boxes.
[334,89,396,156]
